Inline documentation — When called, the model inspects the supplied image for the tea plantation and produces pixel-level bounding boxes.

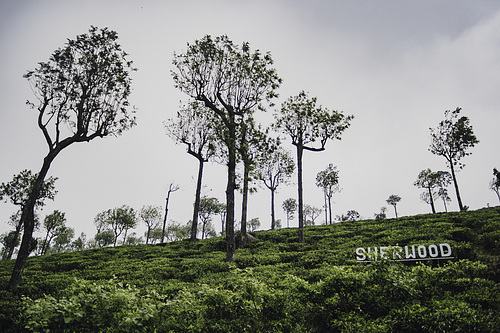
[1,208,499,332]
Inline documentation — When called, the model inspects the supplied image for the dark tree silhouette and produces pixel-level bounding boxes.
[172,35,281,261]
[274,91,352,242]
[429,108,478,211]
[8,26,136,289]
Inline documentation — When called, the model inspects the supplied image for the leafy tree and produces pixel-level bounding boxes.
[386,195,401,218]
[8,26,136,290]
[1,231,20,260]
[374,206,387,220]
[429,108,479,211]
[414,169,451,214]
[172,35,281,261]
[282,198,297,228]
[304,204,322,225]
[124,232,143,245]
[71,232,86,251]
[437,187,452,212]
[165,222,191,242]
[139,205,162,244]
[146,227,163,244]
[256,144,294,230]
[316,164,341,225]
[0,170,57,259]
[236,118,271,246]
[94,230,115,248]
[338,210,360,222]
[161,183,179,243]
[166,101,216,242]
[274,91,353,242]
[40,210,66,255]
[247,217,261,232]
[112,206,137,246]
[51,226,75,253]
[490,168,500,202]
[198,197,221,240]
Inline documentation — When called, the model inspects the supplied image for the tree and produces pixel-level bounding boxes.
[304,204,322,225]
[414,169,451,214]
[161,183,179,243]
[172,35,281,261]
[40,210,66,255]
[437,188,452,212]
[247,218,261,232]
[338,210,360,222]
[386,195,401,218]
[236,118,270,246]
[374,207,387,220]
[111,206,137,246]
[139,205,162,244]
[429,108,479,211]
[165,101,216,242]
[0,170,57,259]
[72,232,87,251]
[316,164,341,225]
[282,198,297,228]
[94,230,115,248]
[198,197,221,240]
[8,26,136,290]
[1,231,20,260]
[490,168,500,202]
[51,226,75,253]
[274,91,353,242]
[256,144,294,230]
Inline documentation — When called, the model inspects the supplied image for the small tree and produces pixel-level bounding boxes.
[304,204,322,226]
[8,26,136,290]
[247,217,261,232]
[429,108,479,211]
[198,197,221,240]
[414,169,451,214]
[139,205,162,245]
[256,144,294,230]
[51,226,75,253]
[316,164,341,225]
[386,195,401,218]
[490,168,500,203]
[0,170,57,259]
[374,207,387,220]
[40,210,66,255]
[282,198,297,228]
[274,91,353,242]
[166,101,216,242]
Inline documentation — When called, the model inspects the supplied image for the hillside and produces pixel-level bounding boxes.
[1,208,499,332]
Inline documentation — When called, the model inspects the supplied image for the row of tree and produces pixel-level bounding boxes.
[0,26,497,289]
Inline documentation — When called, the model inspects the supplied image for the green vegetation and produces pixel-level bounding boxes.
[1,207,499,332]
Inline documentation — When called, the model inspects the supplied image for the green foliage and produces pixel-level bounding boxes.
[0,208,499,332]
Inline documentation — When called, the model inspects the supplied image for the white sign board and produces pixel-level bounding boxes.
[356,243,453,262]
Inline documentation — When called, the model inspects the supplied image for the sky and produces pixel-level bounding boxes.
[1,0,499,247]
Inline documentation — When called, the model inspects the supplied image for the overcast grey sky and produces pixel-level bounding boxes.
[1,0,499,245]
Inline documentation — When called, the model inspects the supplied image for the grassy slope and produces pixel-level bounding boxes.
[1,207,499,331]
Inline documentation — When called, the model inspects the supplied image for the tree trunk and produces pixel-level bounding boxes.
[270,188,276,230]
[6,221,22,260]
[327,194,332,224]
[146,227,151,245]
[161,190,172,243]
[323,191,328,225]
[428,187,436,214]
[296,144,304,243]
[449,162,464,211]
[9,153,55,290]
[191,158,204,242]
[225,125,236,262]
[393,205,398,218]
[239,161,250,247]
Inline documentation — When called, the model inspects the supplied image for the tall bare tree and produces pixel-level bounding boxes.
[172,35,281,261]
[8,26,136,289]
